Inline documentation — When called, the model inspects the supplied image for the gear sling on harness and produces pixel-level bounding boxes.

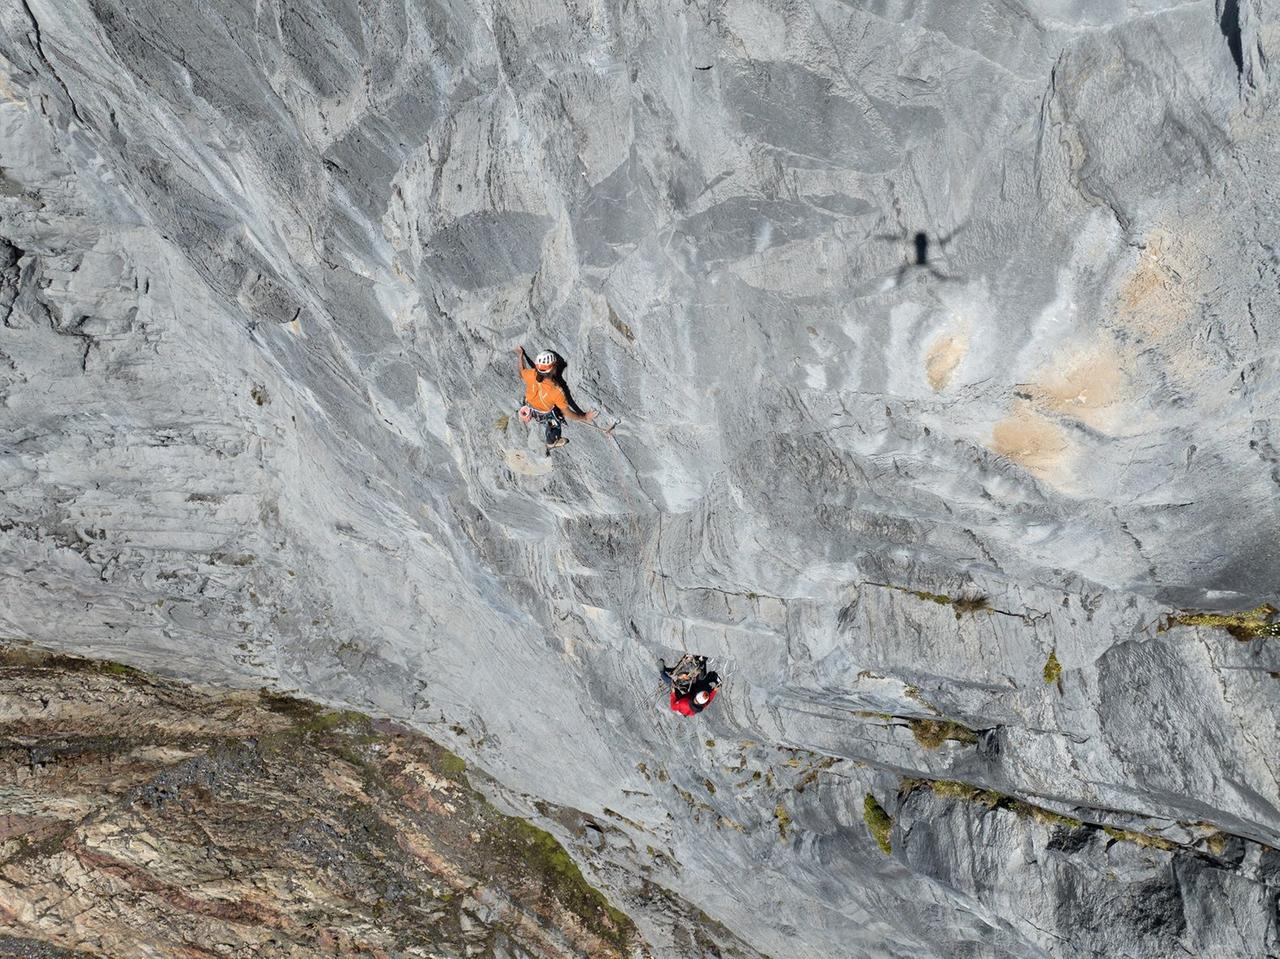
[519,403,562,446]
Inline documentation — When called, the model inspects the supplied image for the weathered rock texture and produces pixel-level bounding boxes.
[0,645,677,957]
[1,0,1280,956]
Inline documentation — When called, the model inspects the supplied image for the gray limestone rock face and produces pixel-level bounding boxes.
[1,0,1279,956]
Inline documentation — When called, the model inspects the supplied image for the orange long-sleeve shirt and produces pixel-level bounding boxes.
[521,368,571,414]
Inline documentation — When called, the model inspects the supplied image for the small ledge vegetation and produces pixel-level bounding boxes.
[1168,604,1280,640]
[863,794,893,855]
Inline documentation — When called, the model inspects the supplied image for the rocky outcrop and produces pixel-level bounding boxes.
[1,644,765,957]
[2,0,1279,956]
[891,779,1280,959]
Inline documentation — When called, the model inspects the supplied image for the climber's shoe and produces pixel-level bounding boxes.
[546,436,569,450]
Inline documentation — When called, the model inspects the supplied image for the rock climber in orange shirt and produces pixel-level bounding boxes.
[515,347,599,454]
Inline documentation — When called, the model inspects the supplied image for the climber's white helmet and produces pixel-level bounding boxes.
[534,351,556,372]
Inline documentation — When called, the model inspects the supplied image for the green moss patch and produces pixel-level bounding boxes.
[1169,604,1280,640]
[910,591,991,618]
[435,750,467,780]
[297,709,372,735]
[916,779,1001,806]
[907,719,978,749]
[259,689,326,721]
[1008,799,1082,829]
[905,778,1201,847]
[491,815,634,945]
[774,803,792,840]
[1043,650,1062,685]
[1204,831,1229,856]
[1103,826,1176,851]
[859,704,978,748]
[909,779,1083,829]
[796,756,839,791]
[903,685,931,708]
[0,645,149,683]
[863,794,893,855]
[93,661,141,678]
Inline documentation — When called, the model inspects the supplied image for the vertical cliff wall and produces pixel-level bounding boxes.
[2,1,1279,956]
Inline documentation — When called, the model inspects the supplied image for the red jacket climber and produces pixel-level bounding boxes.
[660,656,721,717]
[670,685,718,716]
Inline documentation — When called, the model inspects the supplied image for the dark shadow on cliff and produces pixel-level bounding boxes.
[1219,0,1243,75]
[874,222,968,286]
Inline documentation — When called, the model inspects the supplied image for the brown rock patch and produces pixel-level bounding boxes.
[925,332,968,391]
[991,401,1074,481]
[1027,345,1125,431]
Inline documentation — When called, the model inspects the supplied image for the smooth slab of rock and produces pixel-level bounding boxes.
[1,1,1278,956]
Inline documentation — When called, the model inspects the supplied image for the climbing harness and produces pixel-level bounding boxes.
[516,399,565,455]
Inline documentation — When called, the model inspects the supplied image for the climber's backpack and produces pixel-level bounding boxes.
[668,653,705,695]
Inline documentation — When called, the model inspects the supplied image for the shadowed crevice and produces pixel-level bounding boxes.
[1220,0,1244,75]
